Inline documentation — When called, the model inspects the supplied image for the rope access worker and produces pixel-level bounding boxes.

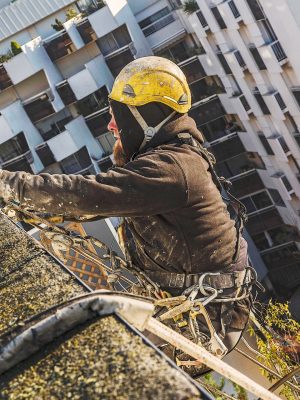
[0,57,255,376]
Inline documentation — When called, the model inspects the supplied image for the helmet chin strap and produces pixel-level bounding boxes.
[127,105,176,151]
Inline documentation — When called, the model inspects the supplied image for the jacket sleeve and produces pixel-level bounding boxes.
[0,152,188,219]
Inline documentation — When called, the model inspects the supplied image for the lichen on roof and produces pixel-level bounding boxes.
[0,315,201,400]
[0,211,87,336]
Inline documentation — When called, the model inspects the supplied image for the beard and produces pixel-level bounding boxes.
[113,138,127,167]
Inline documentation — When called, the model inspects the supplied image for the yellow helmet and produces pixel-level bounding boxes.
[109,56,191,113]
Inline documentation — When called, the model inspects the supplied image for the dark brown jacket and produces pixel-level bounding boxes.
[0,115,237,276]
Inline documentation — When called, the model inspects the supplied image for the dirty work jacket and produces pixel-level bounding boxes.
[0,115,237,277]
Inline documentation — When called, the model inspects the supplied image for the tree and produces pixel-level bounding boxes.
[51,18,64,32]
[65,8,79,21]
[10,41,22,56]
[182,0,199,15]
[249,301,300,400]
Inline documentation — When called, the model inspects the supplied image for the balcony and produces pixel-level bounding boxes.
[253,91,271,114]
[190,96,226,126]
[44,31,76,62]
[247,206,284,236]
[180,58,206,84]
[76,19,97,44]
[0,132,33,173]
[210,134,246,162]
[76,0,106,16]
[239,95,251,112]
[97,24,132,57]
[201,116,244,143]
[23,91,55,123]
[245,0,265,21]
[35,142,56,167]
[261,241,300,271]
[270,40,287,63]
[56,81,77,106]
[291,87,300,108]
[190,76,225,103]
[76,86,109,117]
[97,155,113,172]
[0,65,13,91]
[38,116,73,141]
[60,146,93,175]
[196,10,209,29]
[85,108,110,138]
[231,169,265,198]
[234,50,246,69]
[105,45,135,77]
[216,52,232,74]
[215,150,265,179]
[249,45,266,70]
[157,40,205,65]
[228,0,240,19]
[210,6,227,29]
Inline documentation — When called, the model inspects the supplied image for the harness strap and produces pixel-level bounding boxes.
[146,269,253,290]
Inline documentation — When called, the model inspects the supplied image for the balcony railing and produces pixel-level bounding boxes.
[60,147,93,175]
[274,92,286,110]
[1,149,33,172]
[142,13,175,37]
[216,52,232,74]
[44,31,76,62]
[210,133,245,162]
[239,95,251,112]
[261,241,300,271]
[234,50,246,69]
[230,169,265,198]
[77,0,106,16]
[210,6,227,29]
[228,0,240,18]
[253,91,270,115]
[245,0,265,20]
[23,91,55,123]
[76,19,97,44]
[249,45,266,70]
[85,108,110,138]
[97,155,113,172]
[190,77,225,103]
[38,116,73,141]
[56,81,77,106]
[270,40,287,62]
[35,142,56,167]
[105,45,135,77]
[196,10,209,29]
[0,65,13,91]
[247,206,283,236]
[291,87,300,108]
[180,58,206,84]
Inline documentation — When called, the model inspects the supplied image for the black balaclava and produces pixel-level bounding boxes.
[110,99,176,162]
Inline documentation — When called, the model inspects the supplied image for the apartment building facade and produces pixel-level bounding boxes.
[0,0,299,300]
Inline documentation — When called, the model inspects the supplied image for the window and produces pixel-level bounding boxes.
[252,232,270,251]
[97,131,115,155]
[139,7,170,29]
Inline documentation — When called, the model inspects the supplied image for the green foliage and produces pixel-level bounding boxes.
[202,373,249,399]
[65,8,79,21]
[250,301,300,399]
[51,18,64,32]
[10,41,22,56]
[0,51,13,63]
[182,0,199,15]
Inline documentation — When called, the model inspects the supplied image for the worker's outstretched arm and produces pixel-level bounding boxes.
[0,151,187,219]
